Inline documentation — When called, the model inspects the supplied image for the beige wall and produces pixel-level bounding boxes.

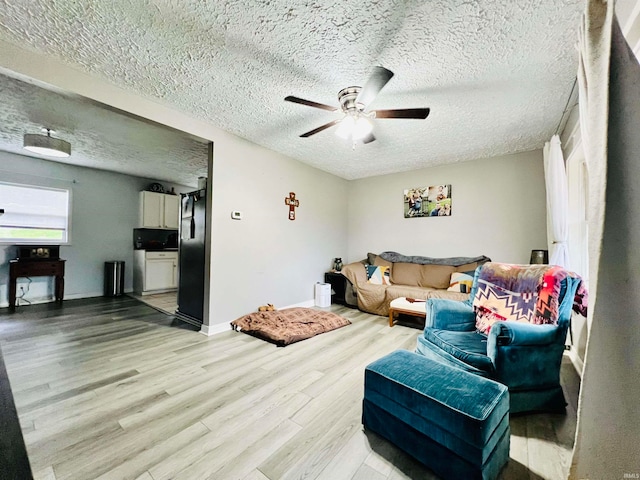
[347,150,547,265]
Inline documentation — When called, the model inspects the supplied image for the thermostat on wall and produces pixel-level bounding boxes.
[231,211,242,220]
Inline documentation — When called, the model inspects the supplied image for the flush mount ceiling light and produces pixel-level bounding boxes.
[23,128,71,158]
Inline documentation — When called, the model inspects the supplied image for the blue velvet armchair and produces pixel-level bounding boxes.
[415,264,583,414]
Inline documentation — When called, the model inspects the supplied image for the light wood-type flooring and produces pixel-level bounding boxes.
[0,297,580,480]
[129,292,178,316]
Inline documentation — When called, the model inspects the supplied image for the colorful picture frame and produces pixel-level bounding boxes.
[404,184,452,218]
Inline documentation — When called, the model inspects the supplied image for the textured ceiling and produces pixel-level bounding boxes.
[0,0,584,180]
[0,73,209,186]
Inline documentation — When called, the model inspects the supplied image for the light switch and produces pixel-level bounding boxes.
[231,210,242,220]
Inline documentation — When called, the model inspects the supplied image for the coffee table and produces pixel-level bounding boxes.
[388,297,427,327]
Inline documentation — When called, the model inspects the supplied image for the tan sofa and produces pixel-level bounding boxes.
[341,252,490,317]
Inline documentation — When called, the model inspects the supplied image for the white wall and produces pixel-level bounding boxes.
[0,152,190,306]
[206,137,348,328]
[347,150,547,264]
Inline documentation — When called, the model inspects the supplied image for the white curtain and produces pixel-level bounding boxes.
[543,135,570,267]
[570,0,640,477]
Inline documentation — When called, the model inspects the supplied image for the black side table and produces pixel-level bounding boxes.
[324,271,347,305]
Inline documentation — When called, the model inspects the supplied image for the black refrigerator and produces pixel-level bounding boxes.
[176,188,206,326]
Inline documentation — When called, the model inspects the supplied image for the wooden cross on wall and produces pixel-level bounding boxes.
[285,192,299,221]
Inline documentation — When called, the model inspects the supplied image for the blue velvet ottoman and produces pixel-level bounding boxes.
[363,349,510,480]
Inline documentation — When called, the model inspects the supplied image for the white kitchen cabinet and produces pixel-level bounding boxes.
[139,191,180,229]
[133,250,178,294]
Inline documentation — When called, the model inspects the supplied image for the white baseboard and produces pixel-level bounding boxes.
[568,350,584,377]
[280,299,315,309]
[0,289,135,308]
[64,291,106,300]
[198,298,316,336]
[200,322,231,337]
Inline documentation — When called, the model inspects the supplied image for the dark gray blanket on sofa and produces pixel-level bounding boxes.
[379,251,491,267]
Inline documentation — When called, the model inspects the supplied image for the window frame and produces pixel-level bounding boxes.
[566,141,588,284]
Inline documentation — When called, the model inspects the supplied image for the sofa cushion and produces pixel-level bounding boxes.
[373,256,393,268]
[386,284,434,300]
[426,290,470,301]
[391,262,455,289]
[423,329,494,373]
[455,261,480,272]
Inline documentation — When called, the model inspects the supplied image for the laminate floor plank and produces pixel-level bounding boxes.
[351,463,388,480]
[51,388,245,480]
[525,414,570,480]
[33,465,57,480]
[27,388,171,445]
[258,390,363,479]
[0,297,580,480]
[242,469,271,480]
[202,419,302,480]
[315,428,376,480]
[93,421,210,480]
[302,328,414,399]
[152,392,309,480]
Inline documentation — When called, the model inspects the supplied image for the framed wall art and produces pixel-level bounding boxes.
[427,184,452,216]
[404,184,452,218]
[404,187,428,218]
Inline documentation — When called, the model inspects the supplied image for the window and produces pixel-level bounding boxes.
[0,182,70,244]
[566,145,588,283]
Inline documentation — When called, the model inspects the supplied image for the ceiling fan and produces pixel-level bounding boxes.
[285,66,430,145]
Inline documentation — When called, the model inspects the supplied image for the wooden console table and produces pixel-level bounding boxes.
[8,259,65,311]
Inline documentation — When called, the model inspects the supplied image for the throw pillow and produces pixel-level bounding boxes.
[366,265,390,285]
[447,272,474,293]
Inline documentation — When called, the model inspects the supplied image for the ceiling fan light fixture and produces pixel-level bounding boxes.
[335,115,373,142]
[23,128,71,158]
[335,115,355,139]
[352,117,373,141]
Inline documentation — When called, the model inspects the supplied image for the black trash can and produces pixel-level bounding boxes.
[104,261,125,297]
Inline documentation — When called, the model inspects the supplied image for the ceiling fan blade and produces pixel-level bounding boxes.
[373,108,430,119]
[356,66,394,107]
[300,119,341,137]
[361,133,376,144]
[285,96,338,112]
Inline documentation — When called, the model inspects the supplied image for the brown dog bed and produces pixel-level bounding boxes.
[230,307,351,346]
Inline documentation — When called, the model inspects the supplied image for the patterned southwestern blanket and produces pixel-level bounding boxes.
[472,263,588,334]
[230,307,351,346]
